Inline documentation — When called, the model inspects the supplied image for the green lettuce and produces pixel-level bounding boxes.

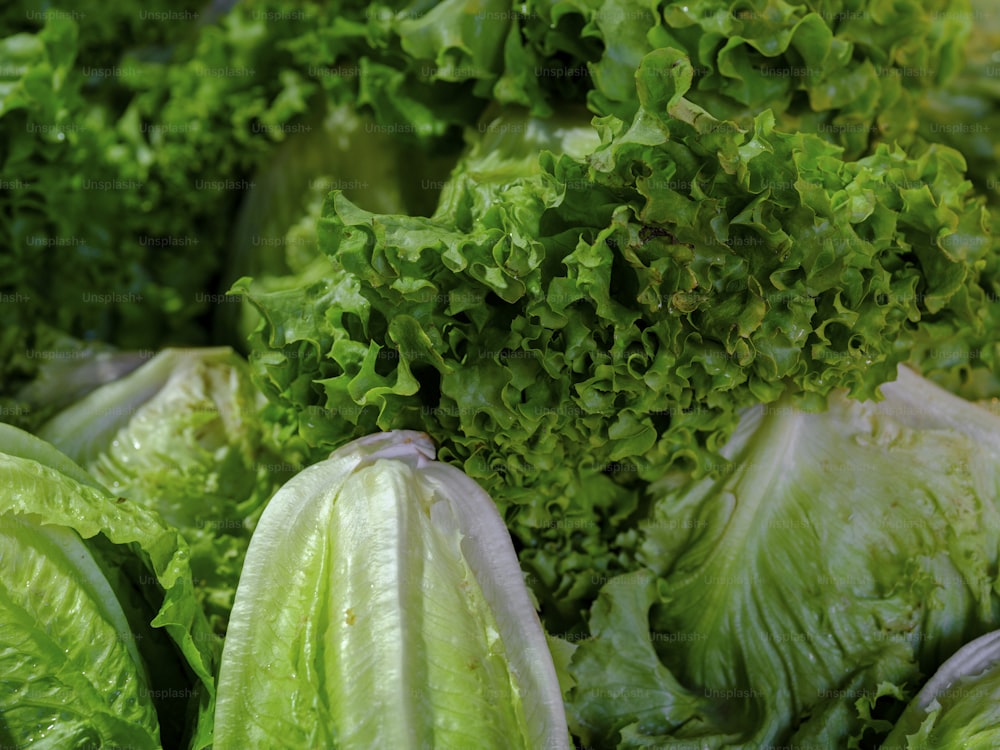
[0,423,217,749]
[0,3,339,399]
[215,430,569,749]
[904,0,1000,399]
[3,2,999,746]
[0,0,516,403]
[882,630,1000,749]
[0,14,217,396]
[0,335,150,431]
[916,0,1000,204]
[220,101,461,346]
[36,347,293,636]
[518,0,973,158]
[567,366,1000,747]
[236,49,990,632]
[3,0,974,405]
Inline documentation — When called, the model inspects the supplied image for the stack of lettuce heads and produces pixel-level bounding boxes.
[4,0,1000,747]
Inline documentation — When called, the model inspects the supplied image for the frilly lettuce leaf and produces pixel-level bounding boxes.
[3,0,973,412]
[237,50,990,632]
[235,105,641,632]
[521,0,972,157]
[915,0,1000,204]
[904,0,1000,399]
[220,101,461,346]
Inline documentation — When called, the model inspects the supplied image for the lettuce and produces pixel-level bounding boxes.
[0,423,217,748]
[236,49,990,632]
[567,366,1000,747]
[916,0,1000,204]
[0,15,219,396]
[220,101,462,346]
[522,0,973,159]
[2,1,999,746]
[37,348,293,635]
[882,630,1000,748]
[214,430,569,749]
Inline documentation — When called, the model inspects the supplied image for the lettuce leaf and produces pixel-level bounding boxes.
[236,50,990,633]
[37,348,292,636]
[568,367,1000,747]
[0,423,218,749]
[521,0,972,158]
[882,630,1000,748]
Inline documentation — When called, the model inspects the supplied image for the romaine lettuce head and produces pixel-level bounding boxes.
[38,347,289,635]
[215,430,570,750]
[567,366,1000,748]
[0,422,217,749]
[882,630,1000,749]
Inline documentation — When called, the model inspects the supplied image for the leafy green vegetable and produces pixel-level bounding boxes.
[3,1,1000,747]
[215,430,569,749]
[220,101,461,346]
[236,48,991,633]
[0,3,339,399]
[2,0,974,398]
[0,422,217,749]
[567,366,1000,747]
[518,0,973,158]
[916,0,1000,204]
[0,14,215,395]
[903,0,1000,400]
[11,344,151,429]
[36,347,291,635]
[882,630,1000,749]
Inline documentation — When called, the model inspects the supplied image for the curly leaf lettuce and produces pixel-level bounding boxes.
[237,49,989,631]
[522,0,972,157]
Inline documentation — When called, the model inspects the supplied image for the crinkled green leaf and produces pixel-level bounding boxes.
[241,81,989,633]
[566,570,746,748]
[522,0,973,157]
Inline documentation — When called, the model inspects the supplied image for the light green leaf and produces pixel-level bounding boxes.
[215,430,569,749]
